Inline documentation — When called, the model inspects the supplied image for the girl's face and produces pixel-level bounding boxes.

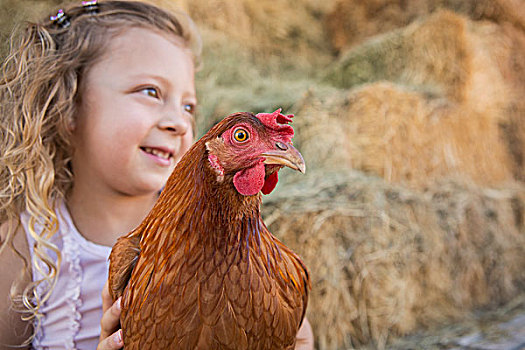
[72,27,196,197]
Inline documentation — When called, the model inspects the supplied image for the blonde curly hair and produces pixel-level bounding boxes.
[0,0,201,343]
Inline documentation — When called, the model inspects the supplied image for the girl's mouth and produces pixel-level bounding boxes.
[140,147,173,163]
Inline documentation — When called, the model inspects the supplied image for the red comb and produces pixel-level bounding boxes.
[255,109,294,142]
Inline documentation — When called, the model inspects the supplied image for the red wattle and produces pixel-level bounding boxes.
[261,171,278,195]
[233,162,265,196]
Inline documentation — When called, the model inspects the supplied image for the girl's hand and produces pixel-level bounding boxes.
[295,317,314,350]
[97,282,123,350]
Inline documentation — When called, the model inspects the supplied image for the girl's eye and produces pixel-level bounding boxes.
[141,87,159,99]
[233,128,249,143]
[183,104,195,115]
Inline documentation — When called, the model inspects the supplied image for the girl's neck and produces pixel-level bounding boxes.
[67,187,157,247]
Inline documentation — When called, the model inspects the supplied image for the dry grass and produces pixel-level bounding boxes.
[292,82,515,187]
[285,87,350,173]
[320,11,524,188]
[264,170,525,349]
[325,0,432,53]
[185,0,335,60]
[493,23,525,181]
[324,10,473,102]
[341,83,514,186]
[326,0,525,52]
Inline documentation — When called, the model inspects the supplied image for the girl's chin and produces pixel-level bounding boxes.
[130,177,170,197]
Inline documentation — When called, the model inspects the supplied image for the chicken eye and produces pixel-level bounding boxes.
[233,128,249,143]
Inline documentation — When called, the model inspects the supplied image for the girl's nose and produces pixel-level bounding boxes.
[157,108,190,135]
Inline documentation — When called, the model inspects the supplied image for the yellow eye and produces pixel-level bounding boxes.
[233,128,249,143]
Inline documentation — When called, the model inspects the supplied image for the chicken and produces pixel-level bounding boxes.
[108,109,310,349]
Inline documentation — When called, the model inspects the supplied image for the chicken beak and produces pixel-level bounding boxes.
[261,142,306,174]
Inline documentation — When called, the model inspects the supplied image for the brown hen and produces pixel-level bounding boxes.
[109,109,310,349]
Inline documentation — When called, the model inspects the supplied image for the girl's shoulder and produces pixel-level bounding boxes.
[0,219,31,263]
[0,220,32,348]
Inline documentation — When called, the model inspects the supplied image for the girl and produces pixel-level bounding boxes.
[0,1,313,349]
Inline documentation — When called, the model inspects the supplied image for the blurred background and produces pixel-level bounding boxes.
[1,0,525,349]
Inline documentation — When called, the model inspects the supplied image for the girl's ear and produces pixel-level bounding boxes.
[67,118,76,132]
[67,105,79,132]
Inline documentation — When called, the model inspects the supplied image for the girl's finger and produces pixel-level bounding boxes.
[100,297,121,341]
[101,281,113,313]
[295,318,314,350]
[97,329,123,350]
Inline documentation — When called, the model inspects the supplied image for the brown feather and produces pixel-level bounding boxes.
[108,233,141,301]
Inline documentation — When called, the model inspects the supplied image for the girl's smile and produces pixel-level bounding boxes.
[140,146,175,167]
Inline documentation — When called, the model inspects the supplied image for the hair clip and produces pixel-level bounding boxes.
[50,9,71,28]
[82,0,99,14]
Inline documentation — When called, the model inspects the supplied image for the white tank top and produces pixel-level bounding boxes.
[22,201,112,350]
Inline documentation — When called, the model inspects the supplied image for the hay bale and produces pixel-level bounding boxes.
[462,20,515,115]
[287,87,350,173]
[319,11,524,187]
[325,0,525,52]
[341,83,514,186]
[185,0,335,63]
[325,0,431,52]
[446,0,525,30]
[492,23,525,181]
[324,9,523,108]
[325,10,472,102]
[263,170,525,349]
[291,82,515,187]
